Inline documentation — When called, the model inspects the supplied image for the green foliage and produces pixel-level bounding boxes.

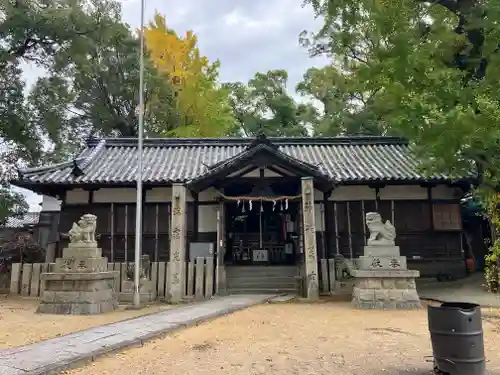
[224,70,317,137]
[0,184,28,226]
[26,0,177,161]
[474,190,500,292]
[301,0,500,183]
[296,65,388,136]
[485,239,500,292]
[0,0,178,165]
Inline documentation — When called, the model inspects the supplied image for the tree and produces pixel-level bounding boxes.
[144,13,235,137]
[302,0,500,184]
[0,0,96,69]
[224,70,317,137]
[296,65,388,136]
[0,0,107,162]
[26,0,178,161]
[0,185,28,226]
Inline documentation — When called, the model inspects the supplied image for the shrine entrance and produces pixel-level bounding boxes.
[222,178,302,266]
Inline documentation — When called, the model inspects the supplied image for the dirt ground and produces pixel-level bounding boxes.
[65,301,500,375]
[0,295,170,348]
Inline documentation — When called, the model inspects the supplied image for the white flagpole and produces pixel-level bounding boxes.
[133,0,146,307]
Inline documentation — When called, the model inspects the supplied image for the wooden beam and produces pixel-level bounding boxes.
[347,201,353,259]
[323,191,330,257]
[427,186,434,230]
[110,203,115,262]
[193,192,199,242]
[227,165,259,179]
[124,205,128,264]
[154,203,159,262]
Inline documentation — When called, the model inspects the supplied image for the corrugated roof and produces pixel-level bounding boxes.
[15,136,457,186]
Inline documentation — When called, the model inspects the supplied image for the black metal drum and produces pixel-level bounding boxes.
[428,302,485,375]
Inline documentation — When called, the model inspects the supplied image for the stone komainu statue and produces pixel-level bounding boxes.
[334,254,353,280]
[67,214,97,244]
[365,212,396,246]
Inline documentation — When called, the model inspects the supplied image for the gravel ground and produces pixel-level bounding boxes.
[0,295,170,348]
[65,300,500,375]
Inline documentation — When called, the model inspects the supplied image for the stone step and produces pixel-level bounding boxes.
[228,284,296,291]
[227,276,296,285]
[225,266,298,277]
[227,288,296,295]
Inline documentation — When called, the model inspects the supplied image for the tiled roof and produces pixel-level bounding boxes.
[15,136,461,186]
[2,212,40,228]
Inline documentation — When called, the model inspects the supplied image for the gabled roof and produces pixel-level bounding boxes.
[12,135,467,191]
[188,135,334,191]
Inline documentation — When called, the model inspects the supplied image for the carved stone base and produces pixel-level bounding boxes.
[357,255,407,270]
[332,280,355,295]
[54,256,108,273]
[62,246,103,258]
[119,279,157,304]
[363,245,400,257]
[37,271,118,315]
[350,270,422,309]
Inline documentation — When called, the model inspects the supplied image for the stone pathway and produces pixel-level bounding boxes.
[0,294,276,375]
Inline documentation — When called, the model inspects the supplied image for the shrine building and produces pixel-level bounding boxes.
[12,134,473,296]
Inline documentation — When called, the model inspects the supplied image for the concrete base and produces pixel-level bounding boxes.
[351,270,422,309]
[332,280,355,295]
[119,292,156,304]
[37,271,118,315]
[119,279,157,304]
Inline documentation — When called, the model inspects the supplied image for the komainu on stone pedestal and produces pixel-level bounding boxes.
[351,212,421,309]
[37,214,119,315]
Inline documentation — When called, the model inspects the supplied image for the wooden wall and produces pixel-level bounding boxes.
[59,203,172,262]
[56,183,464,277]
[322,199,462,260]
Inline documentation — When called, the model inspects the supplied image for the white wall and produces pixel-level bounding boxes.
[63,184,459,206]
[198,205,218,232]
[40,195,61,212]
[65,188,89,204]
[378,185,427,200]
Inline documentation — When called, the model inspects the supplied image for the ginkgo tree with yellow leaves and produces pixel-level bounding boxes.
[144,13,235,137]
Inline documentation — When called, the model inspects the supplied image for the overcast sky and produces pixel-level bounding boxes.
[18,0,329,210]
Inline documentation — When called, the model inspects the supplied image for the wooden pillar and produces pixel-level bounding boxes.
[301,177,319,300]
[215,197,226,294]
[154,203,159,262]
[124,205,128,264]
[168,183,187,303]
[346,201,353,259]
[193,192,199,242]
[323,192,330,257]
[110,203,115,262]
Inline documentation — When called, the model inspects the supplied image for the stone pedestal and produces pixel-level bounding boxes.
[351,244,421,309]
[119,279,157,304]
[37,243,119,315]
